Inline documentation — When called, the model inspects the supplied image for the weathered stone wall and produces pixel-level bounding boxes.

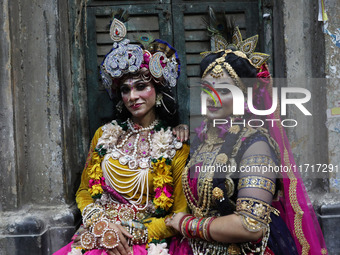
[281,0,340,253]
[0,0,88,253]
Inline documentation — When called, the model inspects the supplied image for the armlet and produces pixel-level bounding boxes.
[238,176,276,195]
[236,197,279,232]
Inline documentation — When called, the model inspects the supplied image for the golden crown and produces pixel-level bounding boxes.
[201,27,270,69]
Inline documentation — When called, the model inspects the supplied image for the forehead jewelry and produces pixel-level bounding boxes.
[202,50,246,93]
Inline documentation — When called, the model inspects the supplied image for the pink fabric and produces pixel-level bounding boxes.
[257,65,328,255]
[53,241,147,255]
[168,236,193,255]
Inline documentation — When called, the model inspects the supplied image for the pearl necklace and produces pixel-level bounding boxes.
[102,118,159,209]
[116,118,158,160]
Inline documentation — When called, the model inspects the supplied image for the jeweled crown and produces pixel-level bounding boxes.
[100,14,180,98]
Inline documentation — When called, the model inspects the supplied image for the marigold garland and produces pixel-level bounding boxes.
[87,120,179,216]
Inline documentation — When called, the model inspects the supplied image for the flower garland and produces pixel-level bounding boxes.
[87,119,182,216]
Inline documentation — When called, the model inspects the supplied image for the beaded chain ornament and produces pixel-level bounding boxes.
[89,119,183,215]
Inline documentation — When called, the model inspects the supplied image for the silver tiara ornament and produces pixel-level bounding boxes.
[100,17,180,98]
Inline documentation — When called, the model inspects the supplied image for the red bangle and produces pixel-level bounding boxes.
[206,216,216,241]
[181,216,194,238]
[185,216,195,238]
[178,214,192,231]
[196,217,205,239]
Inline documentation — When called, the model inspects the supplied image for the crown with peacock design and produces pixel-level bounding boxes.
[100,10,180,98]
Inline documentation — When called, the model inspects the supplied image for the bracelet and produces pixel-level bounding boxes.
[190,218,199,237]
[82,203,105,228]
[180,216,195,238]
[205,216,216,241]
[185,217,195,238]
[196,218,205,239]
[180,215,216,241]
[178,214,192,231]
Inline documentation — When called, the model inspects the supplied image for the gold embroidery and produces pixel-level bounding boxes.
[216,153,228,164]
[238,176,276,195]
[225,177,235,198]
[321,248,328,254]
[236,197,274,225]
[273,100,310,254]
[239,155,276,167]
[229,125,241,134]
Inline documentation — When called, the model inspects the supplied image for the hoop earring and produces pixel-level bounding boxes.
[116,100,124,113]
[156,94,163,107]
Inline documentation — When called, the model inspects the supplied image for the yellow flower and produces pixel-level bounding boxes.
[89,163,103,179]
[153,174,173,187]
[89,184,103,196]
[92,152,101,162]
[152,158,171,176]
[153,193,174,211]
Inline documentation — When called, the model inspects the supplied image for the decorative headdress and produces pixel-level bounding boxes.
[200,7,270,91]
[100,12,180,98]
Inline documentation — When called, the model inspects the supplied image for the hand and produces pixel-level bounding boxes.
[172,124,189,142]
[104,222,133,255]
[75,223,133,255]
[165,212,189,232]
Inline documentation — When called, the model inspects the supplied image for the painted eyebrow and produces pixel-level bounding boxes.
[200,80,212,86]
[122,79,144,86]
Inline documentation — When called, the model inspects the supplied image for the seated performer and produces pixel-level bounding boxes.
[54,11,190,255]
[166,12,328,255]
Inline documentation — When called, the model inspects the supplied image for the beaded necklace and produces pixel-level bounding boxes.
[182,128,225,218]
[91,118,182,215]
[102,119,159,209]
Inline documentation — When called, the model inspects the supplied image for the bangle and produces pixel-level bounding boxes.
[205,216,216,241]
[196,217,205,239]
[190,218,199,237]
[178,214,192,231]
[185,217,195,238]
[181,216,195,238]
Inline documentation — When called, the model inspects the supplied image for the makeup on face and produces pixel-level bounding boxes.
[120,77,157,120]
[201,70,235,119]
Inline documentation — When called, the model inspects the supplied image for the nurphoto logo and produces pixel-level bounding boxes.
[201,84,312,128]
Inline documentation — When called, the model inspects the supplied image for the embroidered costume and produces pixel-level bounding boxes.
[171,8,328,255]
[54,10,189,255]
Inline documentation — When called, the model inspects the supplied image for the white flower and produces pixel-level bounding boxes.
[151,128,173,158]
[147,243,169,255]
[67,248,83,255]
[97,122,123,150]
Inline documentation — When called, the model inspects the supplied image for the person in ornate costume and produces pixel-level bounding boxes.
[54,11,190,255]
[166,9,328,255]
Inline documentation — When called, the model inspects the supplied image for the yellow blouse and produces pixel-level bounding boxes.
[76,126,189,241]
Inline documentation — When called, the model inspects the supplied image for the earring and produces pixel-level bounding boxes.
[156,94,163,107]
[116,100,123,113]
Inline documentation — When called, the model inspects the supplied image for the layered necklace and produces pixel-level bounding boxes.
[97,118,181,213]
[102,119,158,209]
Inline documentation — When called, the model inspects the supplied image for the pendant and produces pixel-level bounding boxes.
[111,150,120,159]
[128,159,138,169]
[119,156,128,165]
[139,160,149,169]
